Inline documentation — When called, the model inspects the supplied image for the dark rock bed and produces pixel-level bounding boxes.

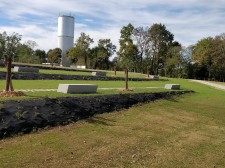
[0,91,193,139]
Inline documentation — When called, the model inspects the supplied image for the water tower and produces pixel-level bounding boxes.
[57,15,74,67]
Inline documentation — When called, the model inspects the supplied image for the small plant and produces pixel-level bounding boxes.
[34,112,41,117]
[15,111,27,119]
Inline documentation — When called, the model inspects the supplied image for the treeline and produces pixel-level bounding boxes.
[192,34,225,81]
[1,23,225,81]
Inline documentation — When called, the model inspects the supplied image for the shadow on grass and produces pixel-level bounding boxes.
[166,97,179,102]
[85,116,115,126]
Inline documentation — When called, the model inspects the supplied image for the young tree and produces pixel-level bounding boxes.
[0,32,21,91]
[117,23,139,90]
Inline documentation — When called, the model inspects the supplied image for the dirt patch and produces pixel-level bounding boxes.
[0,91,193,139]
[0,91,26,97]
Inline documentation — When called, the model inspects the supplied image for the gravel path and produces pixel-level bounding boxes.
[192,80,225,91]
[16,87,161,92]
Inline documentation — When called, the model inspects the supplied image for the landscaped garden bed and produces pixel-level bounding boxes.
[0,90,193,139]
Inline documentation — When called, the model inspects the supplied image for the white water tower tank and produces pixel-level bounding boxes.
[57,15,74,67]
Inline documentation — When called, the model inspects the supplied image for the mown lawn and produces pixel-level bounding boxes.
[0,78,225,167]
[0,79,168,101]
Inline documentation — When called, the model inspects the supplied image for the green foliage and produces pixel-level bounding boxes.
[192,35,225,81]
[117,23,139,70]
[67,32,93,67]
[47,48,62,65]
[33,49,46,63]
[147,23,174,75]
[89,39,116,69]
[0,32,21,60]
[132,26,149,72]
[15,111,27,120]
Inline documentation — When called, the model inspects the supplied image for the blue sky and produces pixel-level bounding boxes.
[0,0,225,52]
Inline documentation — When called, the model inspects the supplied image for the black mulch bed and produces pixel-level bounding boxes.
[0,91,193,139]
[0,71,165,81]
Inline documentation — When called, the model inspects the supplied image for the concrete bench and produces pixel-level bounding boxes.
[150,75,159,79]
[14,66,39,73]
[164,84,180,90]
[70,65,86,69]
[92,71,106,76]
[57,84,98,94]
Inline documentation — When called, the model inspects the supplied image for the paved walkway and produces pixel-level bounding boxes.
[192,80,225,91]
[16,87,161,92]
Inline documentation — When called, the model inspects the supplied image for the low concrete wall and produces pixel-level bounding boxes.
[92,71,106,76]
[165,84,180,90]
[0,71,165,81]
[57,84,98,93]
[14,66,39,73]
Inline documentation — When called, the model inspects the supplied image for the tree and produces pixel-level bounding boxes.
[148,23,174,75]
[0,32,21,91]
[163,42,183,77]
[68,33,94,67]
[47,48,62,66]
[16,43,32,63]
[117,23,139,90]
[15,40,38,63]
[95,39,116,69]
[33,49,46,63]
[132,26,149,73]
[66,47,80,64]
[192,37,214,79]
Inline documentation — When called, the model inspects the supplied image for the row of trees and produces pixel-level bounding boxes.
[66,23,181,75]
[1,23,225,82]
[192,34,225,81]
[66,33,116,70]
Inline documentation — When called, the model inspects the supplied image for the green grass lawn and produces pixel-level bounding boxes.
[0,79,170,101]
[0,78,225,167]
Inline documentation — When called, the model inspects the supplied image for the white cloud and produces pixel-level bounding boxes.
[0,0,225,52]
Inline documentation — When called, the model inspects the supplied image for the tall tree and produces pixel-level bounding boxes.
[70,33,94,67]
[148,23,174,75]
[132,26,149,73]
[164,42,183,77]
[33,49,46,63]
[117,23,139,90]
[94,39,116,69]
[47,48,62,66]
[192,37,214,79]
[0,32,21,91]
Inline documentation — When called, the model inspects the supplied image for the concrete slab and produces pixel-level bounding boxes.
[164,84,180,90]
[57,84,98,94]
[14,66,39,73]
[150,75,159,79]
[92,71,106,76]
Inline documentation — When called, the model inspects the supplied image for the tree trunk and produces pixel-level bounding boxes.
[114,66,117,76]
[147,68,150,78]
[125,68,128,90]
[5,57,12,91]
